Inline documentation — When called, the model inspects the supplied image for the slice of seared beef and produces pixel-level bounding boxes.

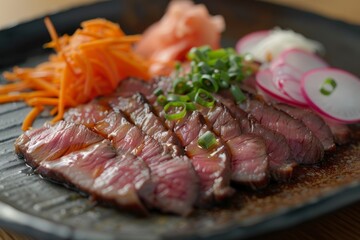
[94,111,198,215]
[197,102,269,188]
[275,103,336,152]
[324,120,351,145]
[116,78,157,102]
[226,134,268,188]
[240,98,324,164]
[15,121,103,168]
[110,94,233,204]
[16,121,155,215]
[216,95,295,181]
[64,100,110,128]
[37,140,154,215]
[110,93,184,157]
[166,111,234,204]
[115,79,295,182]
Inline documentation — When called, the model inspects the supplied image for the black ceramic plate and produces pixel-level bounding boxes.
[0,1,360,240]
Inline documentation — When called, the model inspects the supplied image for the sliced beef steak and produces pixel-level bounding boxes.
[15,121,103,168]
[64,100,110,128]
[324,121,351,145]
[37,140,154,215]
[240,99,324,164]
[275,104,336,152]
[15,121,154,215]
[116,77,157,101]
[94,111,198,215]
[110,94,233,204]
[110,93,184,157]
[165,111,234,204]
[216,95,295,181]
[197,102,269,189]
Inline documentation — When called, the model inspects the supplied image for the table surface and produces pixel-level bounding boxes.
[0,0,359,240]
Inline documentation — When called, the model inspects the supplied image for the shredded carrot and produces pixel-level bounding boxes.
[21,106,44,131]
[26,97,59,106]
[0,17,151,130]
[50,106,58,116]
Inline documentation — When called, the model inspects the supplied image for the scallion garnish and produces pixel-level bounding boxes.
[320,77,337,96]
[200,74,219,92]
[153,88,164,96]
[230,84,246,104]
[164,101,187,120]
[157,95,168,106]
[195,88,215,107]
[185,102,197,111]
[198,131,217,149]
[158,45,253,121]
[167,93,190,102]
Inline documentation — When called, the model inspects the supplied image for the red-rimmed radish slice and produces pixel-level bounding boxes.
[270,61,302,88]
[301,68,360,123]
[277,48,328,73]
[236,30,270,54]
[280,76,308,105]
[256,68,306,107]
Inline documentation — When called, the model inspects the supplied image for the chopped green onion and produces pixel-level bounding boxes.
[198,131,217,149]
[195,88,215,107]
[153,88,163,96]
[187,88,198,101]
[185,102,197,111]
[167,93,190,102]
[163,46,252,118]
[208,49,227,59]
[157,95,168,106]
[164,102,187,121]
[320,77,337,96]
[200,74,219,92]
[173,78,189,94]
[219,80,230,89]
[198,62,212,74]
[230,84,246,104]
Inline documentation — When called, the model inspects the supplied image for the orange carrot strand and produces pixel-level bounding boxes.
[22,106,44,131]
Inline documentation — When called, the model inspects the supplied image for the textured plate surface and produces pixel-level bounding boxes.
[0,1,360,240]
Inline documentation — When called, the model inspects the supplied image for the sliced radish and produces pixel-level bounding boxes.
[268,49,328,104]
[276,48,328,73]
[256,68,306,107]
[301,68,360,123]
[236,30,270,55]
[270,60,303,88]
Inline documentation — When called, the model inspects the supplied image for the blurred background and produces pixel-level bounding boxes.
[0,0,359,29]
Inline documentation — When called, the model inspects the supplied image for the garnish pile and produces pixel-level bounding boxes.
[1,18,150,130]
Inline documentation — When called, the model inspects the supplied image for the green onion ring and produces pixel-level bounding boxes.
[153,88,163,96]
[167,93,190,102]
[230,84,246,104]
[164,101,187,121]
[320,77,337,96]
[200,74,219,92]
[198,131,217,149]
[185,102,197,111]
[194,88,215,107]
[157,95,168,106]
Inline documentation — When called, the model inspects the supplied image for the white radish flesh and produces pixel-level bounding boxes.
[280,49,328,73]
[301,68,360,123]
